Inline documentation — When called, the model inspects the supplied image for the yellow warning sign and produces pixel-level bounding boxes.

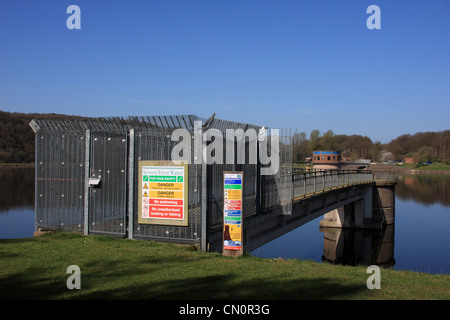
[138,161,188,227]
[226,189,241,200]
[149,190,183,199]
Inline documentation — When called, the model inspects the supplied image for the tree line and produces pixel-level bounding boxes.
[0,110,84,163]
[292,129,379,162]
[292,129,450,164]
[1,110,449,164]
[386,131,450,163]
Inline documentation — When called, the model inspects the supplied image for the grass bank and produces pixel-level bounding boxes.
[1,232,449,300]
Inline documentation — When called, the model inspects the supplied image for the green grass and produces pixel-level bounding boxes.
[1,232,449,300]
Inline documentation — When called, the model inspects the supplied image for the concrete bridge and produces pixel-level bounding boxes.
[241,170,396,253]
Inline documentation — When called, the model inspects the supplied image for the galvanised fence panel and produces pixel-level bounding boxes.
[131,115,203,244]
[35,129,85,232]
[258,129,293,214]
[88,131,128,236]
[206,117,260,228]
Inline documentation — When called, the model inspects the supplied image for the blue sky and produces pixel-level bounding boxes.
[1,0,449,143]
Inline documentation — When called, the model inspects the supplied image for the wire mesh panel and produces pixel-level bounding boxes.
[205,118,260,227]
[132,118,202,244]
[88,131,128,236]
[258,128,294,214]
[35,130,85,232]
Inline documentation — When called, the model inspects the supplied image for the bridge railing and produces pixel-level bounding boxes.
[372,170,397,182]
[292,169,374,199]
[260,169,375,212]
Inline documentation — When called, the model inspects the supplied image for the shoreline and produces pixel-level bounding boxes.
[0,163,35,169]
[400,169,450,175]
[366,163,450,175]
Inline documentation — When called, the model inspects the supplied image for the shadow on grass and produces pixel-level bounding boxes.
[73,274,366,300]
[0,234,368,300]
[0,267,67,300]
[1,267,367,300]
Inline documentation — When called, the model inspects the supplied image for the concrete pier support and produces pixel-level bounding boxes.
[372,180,396,225]
[319,180,396,229]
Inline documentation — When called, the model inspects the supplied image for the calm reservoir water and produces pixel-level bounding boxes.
[251,174,450,274]
[1,168,449,274]
[0,168,35,239]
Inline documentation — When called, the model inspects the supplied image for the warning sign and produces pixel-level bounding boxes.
[223,172,243,255]
[138,161,188,226]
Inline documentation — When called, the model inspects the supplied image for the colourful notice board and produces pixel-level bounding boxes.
[223,172,243,252]
[138,161,188,226]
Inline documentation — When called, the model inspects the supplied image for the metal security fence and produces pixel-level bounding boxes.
[31,114,269,250]
[31,118,131,236]
[88,130,128,236]
[33,128,86,232]
[204,118,261,224]
[131,120,203,243]
[259,129,294,214]
[30,115,376,252]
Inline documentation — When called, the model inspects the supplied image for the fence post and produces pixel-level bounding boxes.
[200,122,207,252]
[83,129,90,235]
[291,173,295,199]
[127,128,135,240]
[303,174,306,196]
[30,120,41,233]
[322,171,325,191]
[313,171,316,193]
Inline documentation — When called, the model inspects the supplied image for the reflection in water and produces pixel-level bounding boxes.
[0,168,35,239]
[396,174,450,207]
[0,168,35,211]
[320,225,395,268]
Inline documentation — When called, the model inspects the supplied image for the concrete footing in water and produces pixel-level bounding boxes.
[320,224,395,267]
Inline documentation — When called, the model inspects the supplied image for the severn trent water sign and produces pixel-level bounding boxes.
[138,161,188,226]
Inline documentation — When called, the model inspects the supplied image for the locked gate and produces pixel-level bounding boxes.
[88,131,128,236]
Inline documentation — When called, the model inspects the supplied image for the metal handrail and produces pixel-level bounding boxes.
[291,169,375,199]
[260,169,396,212]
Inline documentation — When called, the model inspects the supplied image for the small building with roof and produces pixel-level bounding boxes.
[312,150,341,170]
